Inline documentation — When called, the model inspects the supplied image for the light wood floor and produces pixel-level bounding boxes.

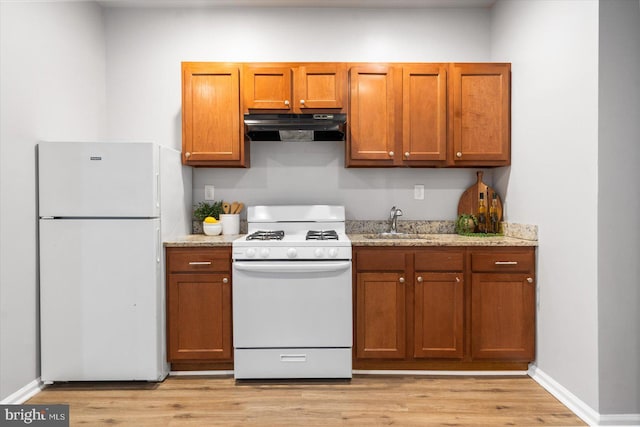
[28,375,586,426]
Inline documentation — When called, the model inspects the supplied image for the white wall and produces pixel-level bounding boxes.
[104,6,495,220]
[490,0,601,412]
[597,0,640,415]
[0,2,107,401]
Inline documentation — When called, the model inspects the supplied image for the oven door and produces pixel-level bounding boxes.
[232,260,352,348]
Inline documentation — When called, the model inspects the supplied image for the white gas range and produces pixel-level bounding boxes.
[231,205,352,380]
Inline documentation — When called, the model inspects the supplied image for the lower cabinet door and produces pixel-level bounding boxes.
[414,272,464,359]
[471,273,535,361]
[355,272,406,359]
[168,273,232,361]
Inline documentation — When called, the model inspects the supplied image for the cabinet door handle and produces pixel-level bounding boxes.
[185,152,191,158]
[399,277,405,284]
[223,277,229,284]
[188,261,212,265]
[300,99,305,105]
[456,277,461,283]
[456,151,462,158]
[284,100,290,106]
[404,152,410,158]
[416,276,423,283]
[527,277,533,283]
[389,151,394,157]
[495,261,518,265]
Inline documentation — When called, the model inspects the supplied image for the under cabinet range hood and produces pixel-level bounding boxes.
[244,113,347,142]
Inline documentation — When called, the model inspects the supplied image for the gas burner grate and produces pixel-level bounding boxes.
[306,230,339,241]
[246,230,285,241]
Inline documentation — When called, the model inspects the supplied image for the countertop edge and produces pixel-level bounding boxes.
[164,233,538,248]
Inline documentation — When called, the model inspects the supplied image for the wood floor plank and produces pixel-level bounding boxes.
[27,375,586,426]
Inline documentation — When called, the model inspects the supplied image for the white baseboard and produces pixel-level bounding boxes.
[598,414,640,427]
[0,379,43,404]
[528,365,640,427]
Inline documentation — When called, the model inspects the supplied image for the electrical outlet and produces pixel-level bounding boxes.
[414,184,425,200]
[204,185,215,201]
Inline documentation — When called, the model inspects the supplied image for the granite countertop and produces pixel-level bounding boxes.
[166,220,538,248]
[349,233,537,247]
[164,234,243,247]
[165,232,537,248]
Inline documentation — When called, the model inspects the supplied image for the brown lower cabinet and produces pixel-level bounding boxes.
[166,247,233,370]
[353,246,535,370]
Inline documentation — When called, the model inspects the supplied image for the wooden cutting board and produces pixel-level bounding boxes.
[457,171,503,222]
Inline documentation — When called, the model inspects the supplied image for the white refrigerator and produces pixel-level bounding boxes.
[38,142,192,383]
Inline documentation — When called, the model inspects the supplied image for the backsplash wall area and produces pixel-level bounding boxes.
[193,141,492,221]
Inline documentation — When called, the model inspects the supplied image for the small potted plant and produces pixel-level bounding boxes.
[455,213,478,235]
[193,201,224,235]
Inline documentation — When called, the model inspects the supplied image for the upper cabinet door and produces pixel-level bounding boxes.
[181,63,245,166]
[348,65,398,165]
[450,63,511,166]
[244,66,293,110]
[296,64,346,110]
[402,64,448,164]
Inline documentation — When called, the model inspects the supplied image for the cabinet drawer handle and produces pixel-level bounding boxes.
[527,277,533,283]
[495,261,518,265]
[188,261,212,265]
[281,354,306,362]
[399,277,405,284]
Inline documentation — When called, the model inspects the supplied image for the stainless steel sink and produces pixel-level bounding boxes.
[362,233,442,242]
[363,233,420,239]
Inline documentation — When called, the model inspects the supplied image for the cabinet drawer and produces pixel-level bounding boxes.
[471,250,534,273]
[356,250,405,271]
[415,249,464,271]
[167,248,231,273]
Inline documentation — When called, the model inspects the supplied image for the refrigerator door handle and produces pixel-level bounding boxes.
[156,227,161,263]
[155,173,160,209]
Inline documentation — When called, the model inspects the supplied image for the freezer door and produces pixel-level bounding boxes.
[39,218,166,382]
[38,142,159,218]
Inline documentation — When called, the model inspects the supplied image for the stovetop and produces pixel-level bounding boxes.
[232,205,352,260]
[245,229,341,242]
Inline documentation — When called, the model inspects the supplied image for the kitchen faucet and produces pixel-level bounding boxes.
[388,206,403,234]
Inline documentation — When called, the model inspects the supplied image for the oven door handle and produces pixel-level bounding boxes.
[233,261,351,274]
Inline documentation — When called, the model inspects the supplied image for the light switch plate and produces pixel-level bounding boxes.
[414,184,425,200]
[204,185,215,201]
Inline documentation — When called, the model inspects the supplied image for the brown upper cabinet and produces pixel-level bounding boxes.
[243,63,347,113]
[450,63,511,166]
[402,64,448,166]
[180,61,510,168]
[348,64,399,166]
[347,62,510,167]
[181,62,248,167]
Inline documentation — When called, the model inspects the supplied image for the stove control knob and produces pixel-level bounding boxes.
[246,248,256,258]
[287,248,298,259]
[314,248,324,258]
[259,248,270,258]
[328,248,339,258]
